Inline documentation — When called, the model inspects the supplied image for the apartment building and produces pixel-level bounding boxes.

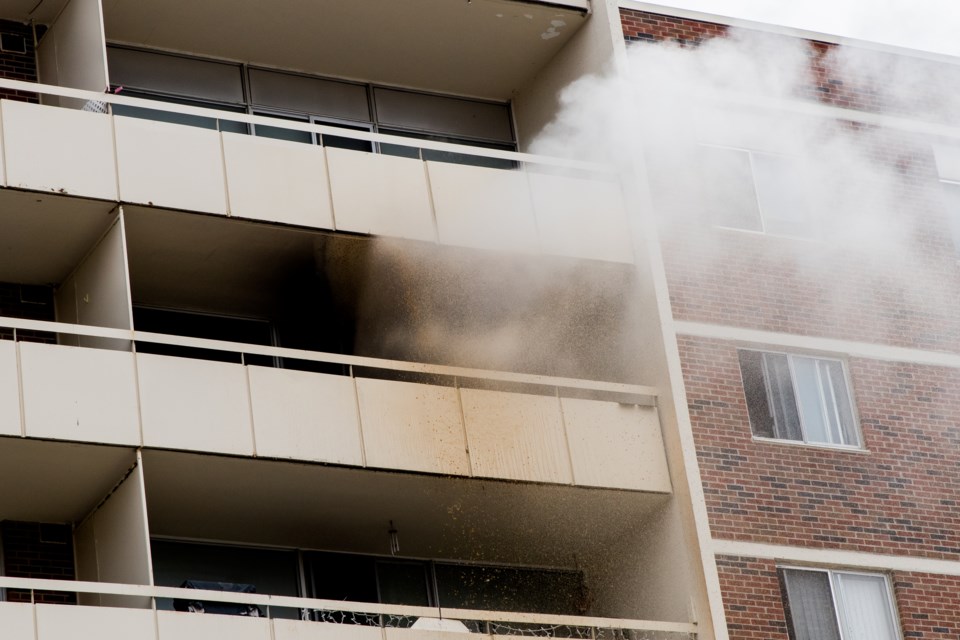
[619,5,960,640]
[0,0,955,638]
[0,0,715,639]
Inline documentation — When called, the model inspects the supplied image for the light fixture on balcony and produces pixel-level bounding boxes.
[388,521,400,556]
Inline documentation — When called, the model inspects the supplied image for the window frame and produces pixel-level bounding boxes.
[738,348,863,450]
[106,43,518,161]
[938,178,960,252]
[779,566,902,640]
[700,143,817,240]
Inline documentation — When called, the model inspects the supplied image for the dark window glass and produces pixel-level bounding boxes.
[781,569,842,640]
[375,560,431,606]
[320,121,374,153]
[253,112,313,144]
[133,306,274,365]
[435,564,586,615]
[379,129,516,170]
[112,90,248,133]
[150,540,300,618]
[306,551,379,604]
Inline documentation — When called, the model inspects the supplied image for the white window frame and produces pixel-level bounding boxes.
[938,179,960,252]
[780,567,902,640]
[740,348,863,450]
[700,144,817,240]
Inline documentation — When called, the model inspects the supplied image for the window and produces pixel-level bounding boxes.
[112,89,249,134]
[701,145,812,237]
[132,306,276,366]
[106,45,518,168]
[151,540,301,618]
[738,350,859,447]
[938,180,960,250]
[304,551,585,615]
[252,111,375,152]
[780,568,900,640]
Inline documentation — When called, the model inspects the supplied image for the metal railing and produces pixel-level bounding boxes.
[0,77,613,174]
[0,316,658,401]
[0,576,697,638]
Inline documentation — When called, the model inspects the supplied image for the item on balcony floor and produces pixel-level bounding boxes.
[173,580,264,617]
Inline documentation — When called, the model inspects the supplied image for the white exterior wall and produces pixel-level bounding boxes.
[35,0,109,108]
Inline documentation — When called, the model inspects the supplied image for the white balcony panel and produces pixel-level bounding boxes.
[248,366,363,465]
[529,173,634,264]
[36,604,155,640]
[114,116,227,214]
[138,353,253,455]
[87,467,154,608]
[386,628,489,640]
[562,399,672,492]
[222,132,334,228]
[462,389,572,484]
[356,377,469,476]
[327,148,435,242]
[0,340,20,436]
[0,603,34,639]
[273,619,384,640]
[427,161,539,254]
[2,101,117,200]
[35,0,108,105]
[158,609,271,640]
[20,342,140,445]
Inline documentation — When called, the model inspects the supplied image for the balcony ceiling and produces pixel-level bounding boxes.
[0,189,118,286]
[0,0,68,24]
[100,0,587,100]
[123,205,323,318]
[143,449,668,569]
[0,437,136,523]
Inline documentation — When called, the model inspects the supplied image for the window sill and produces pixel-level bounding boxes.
[712,224,822,243]
[751,435,870,454]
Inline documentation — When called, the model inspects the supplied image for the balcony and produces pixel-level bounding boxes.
[0,80,633,263]
[0,313,668,491]
[0,408,693,637]
[0,578,696,640]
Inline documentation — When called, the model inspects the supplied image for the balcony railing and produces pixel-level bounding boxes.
[0,78,635,263]
[0,576,697,640]
[0,315,671,493]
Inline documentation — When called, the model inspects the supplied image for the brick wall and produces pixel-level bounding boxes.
[0,20,37,103]
[894,572,960,639]
[716,556,960,640]
[1,521,76,604]
[621,12,960,354]
[681,335,960,560]
[0,282,57,343]
[622,6,960,637]
[649,119,960,352]
[620,9,727,46]
[619,9,960,118]
[715,556,790,640]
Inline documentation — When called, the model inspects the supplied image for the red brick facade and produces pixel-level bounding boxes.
[715,556,790,640]
[680,335,960,559]
[621,7,960,638]
[1,521,76,604]
[620,8,960,117]
[0,282,56,343]
[620,9,727,47]
[716,556,960,640]
[0,20,38,103]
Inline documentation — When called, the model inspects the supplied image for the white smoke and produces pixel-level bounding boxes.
[525,27,960,353]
